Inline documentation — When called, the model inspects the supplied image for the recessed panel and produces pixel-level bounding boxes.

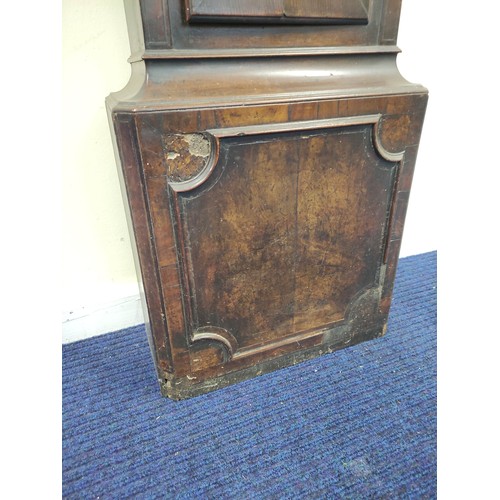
[178,125,396,349]
[185,0,369,25]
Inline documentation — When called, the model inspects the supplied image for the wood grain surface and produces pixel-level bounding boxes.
[108,0,427,398]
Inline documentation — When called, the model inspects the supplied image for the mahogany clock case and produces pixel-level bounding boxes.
[107,0,427,399]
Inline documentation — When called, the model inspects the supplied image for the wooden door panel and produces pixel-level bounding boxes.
[167,118,397,357]
[185,0,370,24]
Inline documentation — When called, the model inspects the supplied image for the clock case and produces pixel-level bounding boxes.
[107,0,427,399]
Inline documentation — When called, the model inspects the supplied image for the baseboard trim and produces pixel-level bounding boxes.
[62,293,144,344]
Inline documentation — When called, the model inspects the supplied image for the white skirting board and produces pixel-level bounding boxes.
[62,291,144,344]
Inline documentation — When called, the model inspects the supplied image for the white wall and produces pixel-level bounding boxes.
[62,0,142,340]
[62,0,439,342]
[396,1,438,260]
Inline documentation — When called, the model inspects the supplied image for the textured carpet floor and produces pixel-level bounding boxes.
[63,251,437,499]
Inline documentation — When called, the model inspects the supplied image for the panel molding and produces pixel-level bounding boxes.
[163,133,218,192]
[185,0,370,25]
[140,0,172,50]
[166,114,404,194]
[191,326,239,358]
[165,114,404,367]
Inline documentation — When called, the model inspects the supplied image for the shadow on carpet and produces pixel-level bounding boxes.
[63,251,437,498]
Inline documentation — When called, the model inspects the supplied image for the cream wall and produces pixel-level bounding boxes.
[62,0,141,339]
[62,1,437,342]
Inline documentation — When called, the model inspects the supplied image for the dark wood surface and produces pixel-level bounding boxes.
[185,0,369,24]
[108,0,427,399]
[124,0,402,59]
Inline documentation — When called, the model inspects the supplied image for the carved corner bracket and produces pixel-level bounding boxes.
[372,119,405,162]
[162,132,218,192]
[190,326,239,360]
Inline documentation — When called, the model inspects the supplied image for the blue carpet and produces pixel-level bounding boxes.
[63,251,436,499]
